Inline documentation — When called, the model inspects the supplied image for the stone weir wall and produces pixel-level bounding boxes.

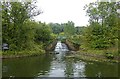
[46,40,78,51]
[63,40,78,51]
[45,40,57,51]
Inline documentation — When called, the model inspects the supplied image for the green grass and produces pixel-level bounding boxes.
[76,47,119,63]
[2,49,45,57]
[1,43,46,58]
[66,52,119,63]
[80,44,118,56]
[0,51,2,56]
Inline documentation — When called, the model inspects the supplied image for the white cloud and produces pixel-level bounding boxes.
[34,0,96,26]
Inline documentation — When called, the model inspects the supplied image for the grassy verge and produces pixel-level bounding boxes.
[65,48,119,63]
[0,42,47,59]
[1,49,45,59]
[0,51,2,56]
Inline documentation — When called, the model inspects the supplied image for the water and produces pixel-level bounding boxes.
[55,41,69,52]
[2,42,119,78]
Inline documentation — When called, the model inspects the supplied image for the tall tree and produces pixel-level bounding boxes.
[64,21,75,36]
[84,1,120,49]
[2,1,42,50]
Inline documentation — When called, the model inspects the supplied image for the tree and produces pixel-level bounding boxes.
[35,22,52,44]
[48,23,64,34]
[2,1,42,50]
[83,1,120,49]
[64,21,75,36]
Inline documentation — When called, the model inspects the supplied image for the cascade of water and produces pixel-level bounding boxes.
[54,41,69,52]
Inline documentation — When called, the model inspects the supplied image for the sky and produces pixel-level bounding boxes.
[34,0,97,26]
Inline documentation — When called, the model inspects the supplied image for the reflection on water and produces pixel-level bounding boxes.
[2,52,118,78]
[2,54,52,77]
[2,53,87,77]
[2,42,119,78]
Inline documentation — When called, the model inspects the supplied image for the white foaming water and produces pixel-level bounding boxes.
[54,41,69,52]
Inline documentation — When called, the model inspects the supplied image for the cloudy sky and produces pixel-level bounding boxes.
[34,0,97,26]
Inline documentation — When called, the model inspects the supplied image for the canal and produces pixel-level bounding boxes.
[2,41,119,78]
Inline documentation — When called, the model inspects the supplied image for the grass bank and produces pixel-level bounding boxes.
[0,41,49,59]
[1,49,45,59]
[65,48,119,63]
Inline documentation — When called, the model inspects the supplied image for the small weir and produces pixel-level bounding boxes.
[53,41,69,61]
[54,41,69,52]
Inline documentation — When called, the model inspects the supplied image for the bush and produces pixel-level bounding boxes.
[105,52,114,59]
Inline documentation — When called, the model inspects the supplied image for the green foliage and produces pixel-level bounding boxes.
[83,2,120,50]
[49,21,76,37]
[2,1,42,51]
[3,48,45,56]
[64,21,75,36]
[84,22,112,49]
[48,21,76,41]
[105,52,114,59]
[69,35,81,45]
[2,1,53,56]
[75,27,86,35]
[35,22,53,45]
[50,33,57,40]
[49,23,64,34]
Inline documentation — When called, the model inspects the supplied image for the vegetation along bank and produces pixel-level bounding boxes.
[1,1,120,63]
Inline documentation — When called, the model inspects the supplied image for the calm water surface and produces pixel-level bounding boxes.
[2,41,119,78]
[2,51,118,78]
